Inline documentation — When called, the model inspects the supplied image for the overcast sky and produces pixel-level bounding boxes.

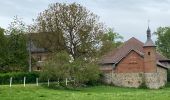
[0,0,170,42]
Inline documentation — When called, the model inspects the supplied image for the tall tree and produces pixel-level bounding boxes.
[99,28,123,55]
[31,3,104,59]
[155,27,170,58]
[2,16,29,72]
[0,27,8,72]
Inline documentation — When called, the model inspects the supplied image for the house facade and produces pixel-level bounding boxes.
[29,41,49,71]
[99,27,170,89]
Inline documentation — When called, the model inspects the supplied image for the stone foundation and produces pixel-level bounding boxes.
[103,67,167,89]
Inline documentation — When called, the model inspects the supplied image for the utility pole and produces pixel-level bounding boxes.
[28,33,32,72]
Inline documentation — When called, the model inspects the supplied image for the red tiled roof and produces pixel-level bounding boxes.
[99,37,167,64]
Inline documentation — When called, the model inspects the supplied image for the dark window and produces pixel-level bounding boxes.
[148,52,150,55]
[37,56,42,61]
[37,67,41,70]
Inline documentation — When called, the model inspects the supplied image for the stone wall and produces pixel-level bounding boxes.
[103,66,167,89]
[103,72,143,88]
[145,66,167,89]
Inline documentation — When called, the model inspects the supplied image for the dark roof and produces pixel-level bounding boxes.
[27,41,47,53]
[144,39,156,47]
[144,27,156,47]
[157,61,168,69]
[99,37,167,64]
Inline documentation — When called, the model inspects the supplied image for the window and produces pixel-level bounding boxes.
[148,52,150,55]
[37,67,41,71]
[37,56,42,61]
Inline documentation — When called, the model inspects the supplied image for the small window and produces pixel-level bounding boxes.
[148,52,150,55]
[37,56,42,61]
[37,67,41,70]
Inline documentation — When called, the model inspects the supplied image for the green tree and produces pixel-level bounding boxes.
[0,27,8,72]
[31,3,104,59]
[40,51,71,81]
[40,51,100,87]
[0,16,29,72]
[99,28,123,55]
[155,27,170,58]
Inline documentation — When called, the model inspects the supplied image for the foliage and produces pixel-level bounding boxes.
[40,51,71,81]
[155,27,170,58]
[0,72,39,84]
[30,3,104,59]
[40,51,100,87]
[70,59,100,86]
[99,28,123,55]
[0,27,8,71]
[0,16,29,72]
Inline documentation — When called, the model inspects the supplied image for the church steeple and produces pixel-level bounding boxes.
[147,26,151,40]
[143,25,157,73]
[144,26,155,47]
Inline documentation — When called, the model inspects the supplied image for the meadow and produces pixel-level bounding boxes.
[1,84,170,100]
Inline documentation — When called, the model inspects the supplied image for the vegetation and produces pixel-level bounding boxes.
[99,28,123,55]
[0,72,39,84]
[30,3,104,59]
[40,51,100,87]
[0,16,28,72]
[1,84,170,100]
[155,27,170,58]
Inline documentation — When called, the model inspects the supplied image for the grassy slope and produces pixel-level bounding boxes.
[0,84,170,100]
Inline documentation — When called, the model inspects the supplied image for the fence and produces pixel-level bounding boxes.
[5,77,74,87]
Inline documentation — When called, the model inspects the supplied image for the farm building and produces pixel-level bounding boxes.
[99,27,170,89]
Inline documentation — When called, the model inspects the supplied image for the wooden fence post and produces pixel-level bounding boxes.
[24,77,26,87]
[58,78,59,85]
[10,77,12,87]
[48,79,49,87]
[66,78,68,86]
[36,78,38,86]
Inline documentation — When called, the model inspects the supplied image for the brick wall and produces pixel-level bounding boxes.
[115,51,144,73]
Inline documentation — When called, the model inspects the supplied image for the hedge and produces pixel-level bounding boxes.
[0,72,40,85]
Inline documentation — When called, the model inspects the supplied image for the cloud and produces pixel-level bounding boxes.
[0,0,170,42]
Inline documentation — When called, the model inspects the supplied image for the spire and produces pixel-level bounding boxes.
[144,21,156,47]
[147,26,151,40]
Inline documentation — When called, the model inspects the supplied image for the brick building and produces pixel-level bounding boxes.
[99,27,170,89]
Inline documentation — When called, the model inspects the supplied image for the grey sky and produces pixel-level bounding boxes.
[0,0,170,42]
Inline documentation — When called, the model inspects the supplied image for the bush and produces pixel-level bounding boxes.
[0,72,39,85]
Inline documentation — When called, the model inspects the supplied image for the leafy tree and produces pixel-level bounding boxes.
[70,59,100,86]
[6,16,29,71]
[99,28,123,55]
[155,27,170,58]
[0,27,8,72]
[30,3,104,59]
[40,51,100,87]
[0,16,29,72]
[40,51,71,81]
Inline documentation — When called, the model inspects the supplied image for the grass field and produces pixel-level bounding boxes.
[1,84,170,100]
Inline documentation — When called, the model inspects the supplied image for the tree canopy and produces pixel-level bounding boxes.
[30,3,104,59]
[0,17,28,72]
[155,27,170,58]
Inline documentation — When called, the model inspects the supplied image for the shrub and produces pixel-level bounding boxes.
[0,72,39,85]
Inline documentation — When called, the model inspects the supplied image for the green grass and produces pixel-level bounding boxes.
[1,84,170,100]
